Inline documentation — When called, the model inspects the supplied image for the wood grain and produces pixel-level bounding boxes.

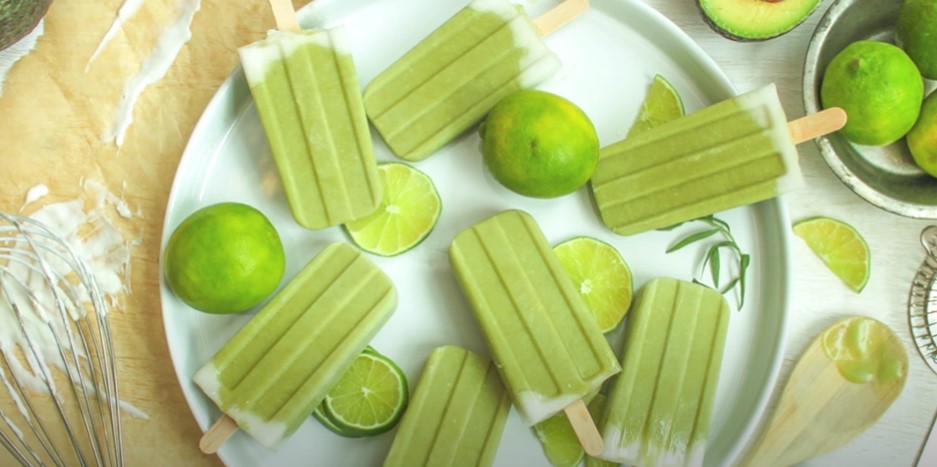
[741,318,906,467]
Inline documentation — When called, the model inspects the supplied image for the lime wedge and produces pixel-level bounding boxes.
[793,217,871,292]
[627,74,685,137]
[584,394,616,467]
[345,162,441,256]
[533,411,585,467]
[554,237,633,332]
[322,350,409,436]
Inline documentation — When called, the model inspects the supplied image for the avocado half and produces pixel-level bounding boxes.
[0,0,53,51]
[698,0,822,42]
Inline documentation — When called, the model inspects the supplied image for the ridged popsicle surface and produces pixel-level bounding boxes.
[240,28,381,229]
[193,243,396,448]
[384,345,511,467]
[363,0,560,161]
[600,278,730,467]
[450,210,620,425]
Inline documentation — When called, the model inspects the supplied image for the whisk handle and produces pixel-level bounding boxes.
[199,415,238,454]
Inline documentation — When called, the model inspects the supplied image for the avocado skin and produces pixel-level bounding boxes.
[0,0,53,51]
[696,0,822,42]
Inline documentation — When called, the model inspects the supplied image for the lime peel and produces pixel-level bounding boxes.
[533,411,585,467]
[793,216,871,292]
[316,348,409,437]
[553,236,633,333]
[627,74,685,137]
[345,162,441,256]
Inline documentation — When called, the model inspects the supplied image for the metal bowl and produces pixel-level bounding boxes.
[803,0,937,218]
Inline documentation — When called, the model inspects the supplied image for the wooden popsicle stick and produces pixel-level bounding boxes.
[564,399,604,457]
[199,415,239,454]
[534,0,589,37]
[788,106,847,144]
[269,0,301,32]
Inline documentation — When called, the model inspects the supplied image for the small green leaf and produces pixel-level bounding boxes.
[738,254,751,309]
[662,215,751,311]
[720,277,740,294]
[707,216,731,233]
[666,228,721,253]
[711,240,739,255]
[707,246,721,286]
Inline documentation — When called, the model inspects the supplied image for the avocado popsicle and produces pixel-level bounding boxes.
[363,0,563,162]
[600,278,730,467]
[384,345,511,467]
[591,84,805,236]
[194,243,397,451]
[449,210,620,428]
[239,26,382,229]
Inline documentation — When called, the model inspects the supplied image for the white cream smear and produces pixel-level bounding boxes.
[1,179,147,422]
[103,0,202,147]
[86,0,146,69]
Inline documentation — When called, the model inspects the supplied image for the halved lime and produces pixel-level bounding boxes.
[793,217,871,292]
[554,237,633,332]
[345,162,441,256]
[627,74,685,137]
[585,394,616,467]
[533,411,585,467]
[322,350,409,436]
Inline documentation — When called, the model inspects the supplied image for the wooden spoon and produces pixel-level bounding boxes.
[740,316,907,467]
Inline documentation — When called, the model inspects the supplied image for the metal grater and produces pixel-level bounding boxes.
[909,225,937,375]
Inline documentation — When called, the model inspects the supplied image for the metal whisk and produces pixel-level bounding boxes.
[0,212,122,466]
[908,225,937,375]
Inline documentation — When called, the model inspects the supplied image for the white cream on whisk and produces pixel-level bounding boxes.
[0,179,146,419]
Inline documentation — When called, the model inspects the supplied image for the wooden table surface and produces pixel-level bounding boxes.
[1,0,934,466]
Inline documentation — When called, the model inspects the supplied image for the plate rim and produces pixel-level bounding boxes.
[158,0,793,465]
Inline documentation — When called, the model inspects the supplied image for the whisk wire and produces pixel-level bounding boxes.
[0,212,124,466]
[909,226,937,374]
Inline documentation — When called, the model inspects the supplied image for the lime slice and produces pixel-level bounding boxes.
[533,411,585,467]
[584,394,616,467]
[554,237,633,332]
[793,217,870,292]
[345,162,441,256]
[312,404,367,438]
[322,350,409,435]
[627,74,685,137]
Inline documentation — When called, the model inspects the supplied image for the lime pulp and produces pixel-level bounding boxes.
[315,348,409,436]
[345,162,441,256]
[554,236,633,333]
[793,217,871,292]
[627,74,685,137]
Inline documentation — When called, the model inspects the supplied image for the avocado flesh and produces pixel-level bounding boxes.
[698,0,822,41]
[0,0,53,50]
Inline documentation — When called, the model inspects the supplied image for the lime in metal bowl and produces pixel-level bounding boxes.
[803,0,937,218]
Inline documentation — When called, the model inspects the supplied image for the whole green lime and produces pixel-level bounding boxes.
[897,0,937,79]
[163,202,285,314]
[820,40,923,146]
[480,90,599,198]
[909,92,937,178]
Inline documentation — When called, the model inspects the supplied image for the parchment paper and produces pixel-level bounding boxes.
[0,0,310,464]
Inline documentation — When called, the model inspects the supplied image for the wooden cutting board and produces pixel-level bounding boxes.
[0,0,309,464]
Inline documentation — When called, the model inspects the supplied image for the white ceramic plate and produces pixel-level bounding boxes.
[160,0,792,465]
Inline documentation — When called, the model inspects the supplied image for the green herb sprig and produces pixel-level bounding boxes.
[662,215,751,309]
